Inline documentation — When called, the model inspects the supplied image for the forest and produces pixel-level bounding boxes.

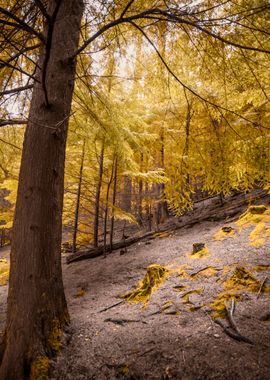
[0,1,270,379]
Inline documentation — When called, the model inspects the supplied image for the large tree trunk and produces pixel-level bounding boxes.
[0,1,84,379]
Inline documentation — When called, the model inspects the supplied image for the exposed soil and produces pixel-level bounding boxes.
[1,203,270,379]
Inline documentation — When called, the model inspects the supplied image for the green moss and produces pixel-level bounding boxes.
[213,228,235,241]
[253,264,270,272]
[190,247,209,259]
[30,356,49,380]
[190,266,219,280]
[48,319,62,352]
[123,264,170,305]
[224,266,260,292]
[246,205,267,215]
[181,288,204,303]
[211,293,241,319]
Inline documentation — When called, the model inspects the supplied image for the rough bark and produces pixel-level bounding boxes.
[0,1,84,379]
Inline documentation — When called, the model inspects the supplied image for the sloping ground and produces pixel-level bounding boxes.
[0,200,270,379]
[51,206,270,380]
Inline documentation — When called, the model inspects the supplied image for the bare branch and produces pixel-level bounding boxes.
[33,0,50,21]
[0,59,38,82]
[0,6,45,43]
[73,8,270,58]
[120,0,136,18]
[0,119,27,127]
[0,84,34,96]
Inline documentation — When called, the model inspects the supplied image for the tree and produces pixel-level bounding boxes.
[0,1,84,378]
[0,1,269,378]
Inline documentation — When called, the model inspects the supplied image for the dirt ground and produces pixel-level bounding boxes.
[1,210,270,379]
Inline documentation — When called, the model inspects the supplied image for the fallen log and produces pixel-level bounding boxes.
[66,188,270,264]
[66,231,155,263]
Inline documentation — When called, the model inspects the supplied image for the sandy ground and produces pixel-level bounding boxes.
[0,213,270,379]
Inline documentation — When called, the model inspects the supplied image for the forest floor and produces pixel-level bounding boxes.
[1,201,270,379]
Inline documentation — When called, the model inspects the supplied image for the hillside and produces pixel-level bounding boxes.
[46,206,270,378]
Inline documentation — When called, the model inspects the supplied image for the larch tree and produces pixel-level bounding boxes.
[0,1,270,379]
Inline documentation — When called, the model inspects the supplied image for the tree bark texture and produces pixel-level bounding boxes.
[0,1,84,379]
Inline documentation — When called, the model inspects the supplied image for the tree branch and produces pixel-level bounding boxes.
[120,0,136,18]
[73,7,270,58]
[33,0,50,21]
[0,119,28,127]
[0,84,34,96]
[128,21,259,130]
[0,6,45,43]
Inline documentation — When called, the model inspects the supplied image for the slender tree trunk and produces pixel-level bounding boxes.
[93,140,105,247]
[137,152,143,225]
[0,1,84,379]
[109,156,118,251]
[103,156,115,255]
[72,139,85,253]
[122,175,132,213]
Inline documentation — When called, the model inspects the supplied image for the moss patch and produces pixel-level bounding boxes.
[224,266,260,292]
[181,288,204,302]
[236,205,270,247]
[213,228,235,241]
[211,293,241,319]
[48,319,62,353]
[30,356,49,380]
[189,247,209,259]
[191,266,219,280]
[177,265,190,278]
[210,266,265,318]
[253,264,270,272]
[0,260,9,286]
[123,264,170,305]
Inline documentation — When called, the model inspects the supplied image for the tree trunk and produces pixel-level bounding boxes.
[103,156,115,255]
[0,1,84,379]
[93,140,105,247]
[72,139,86,253]
[122,175,132,213]
[109,156,118,251]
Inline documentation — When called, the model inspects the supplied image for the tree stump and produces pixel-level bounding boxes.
[192,243,205,254]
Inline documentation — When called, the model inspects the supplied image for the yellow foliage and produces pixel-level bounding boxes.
[123,264,170,305]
